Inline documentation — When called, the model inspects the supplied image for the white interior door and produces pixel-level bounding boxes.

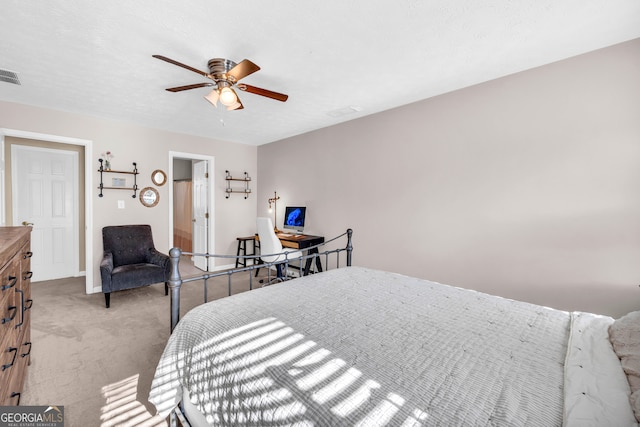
[12,145,78,281]
[192,160,209,270]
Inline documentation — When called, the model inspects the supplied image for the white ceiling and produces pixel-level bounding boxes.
[1,1,639,146]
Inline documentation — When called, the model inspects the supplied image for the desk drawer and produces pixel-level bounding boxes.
[281,240,299,249]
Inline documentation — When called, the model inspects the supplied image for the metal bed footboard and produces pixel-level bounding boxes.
[167,228,353,333]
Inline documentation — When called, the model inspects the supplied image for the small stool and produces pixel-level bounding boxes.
[235,236,256,268]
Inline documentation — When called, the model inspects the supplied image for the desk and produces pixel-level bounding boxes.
[252,232,324,276]
[276,232,324,276]
[276,233,324,276]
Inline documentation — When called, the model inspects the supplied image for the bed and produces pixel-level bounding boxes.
[149,230,639,426]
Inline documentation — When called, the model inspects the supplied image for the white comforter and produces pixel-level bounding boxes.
[149,266,635,426]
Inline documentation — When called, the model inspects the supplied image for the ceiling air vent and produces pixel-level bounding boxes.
[0,69,21,85]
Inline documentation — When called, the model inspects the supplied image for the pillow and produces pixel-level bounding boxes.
[609,310,640,422]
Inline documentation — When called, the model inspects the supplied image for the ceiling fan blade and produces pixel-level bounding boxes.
[227,59,260,82]
[153,55,209,77]
[237,84,288,102]
[166,83,213,92]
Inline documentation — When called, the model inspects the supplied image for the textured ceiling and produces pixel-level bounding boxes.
[1,1,639,146]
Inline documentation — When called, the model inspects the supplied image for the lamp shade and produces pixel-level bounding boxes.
[219,87,237,106]
[203,89,219,107]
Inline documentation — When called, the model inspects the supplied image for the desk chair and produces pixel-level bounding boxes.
[256,217,303,285]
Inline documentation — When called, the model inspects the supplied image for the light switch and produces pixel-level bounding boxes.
[117,200,125,209]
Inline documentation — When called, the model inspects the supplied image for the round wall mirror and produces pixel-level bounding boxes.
[151,169,167,186]
[140,187,159,207]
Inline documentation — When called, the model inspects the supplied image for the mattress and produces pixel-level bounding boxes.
[149,266,636,426]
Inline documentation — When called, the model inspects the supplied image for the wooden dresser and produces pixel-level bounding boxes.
[0,226,33,405]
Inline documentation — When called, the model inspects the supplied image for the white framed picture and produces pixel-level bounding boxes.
[112,177,126,187]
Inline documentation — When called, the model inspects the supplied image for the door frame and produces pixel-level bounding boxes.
[0,128,93,293]
[168,151,215,270]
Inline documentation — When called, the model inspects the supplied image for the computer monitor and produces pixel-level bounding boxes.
[283,206,306,233]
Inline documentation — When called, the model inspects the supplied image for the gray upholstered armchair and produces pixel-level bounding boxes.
[100,224,170,308]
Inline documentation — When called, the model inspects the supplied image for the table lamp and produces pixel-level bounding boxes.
[268,191,280,232]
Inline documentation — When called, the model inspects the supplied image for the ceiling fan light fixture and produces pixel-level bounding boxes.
[154,55,288,111]
[219,87,238,106]
[203,89,219,107]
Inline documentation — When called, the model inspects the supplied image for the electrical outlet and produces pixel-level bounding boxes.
[117,200,125,209]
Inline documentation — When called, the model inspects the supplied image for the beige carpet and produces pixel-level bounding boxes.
[21,259,271,427]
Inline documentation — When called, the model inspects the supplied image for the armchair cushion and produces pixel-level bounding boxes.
[110,263,167,292]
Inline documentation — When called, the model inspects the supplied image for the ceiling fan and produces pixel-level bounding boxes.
[153,55,288,111]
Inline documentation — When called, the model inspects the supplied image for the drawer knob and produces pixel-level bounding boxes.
[1,276,17,291]
[9,392,20,405]
[21,342,32,357]
[1,305,17,324]
[1,347,17,371]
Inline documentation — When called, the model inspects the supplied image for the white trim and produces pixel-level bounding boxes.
[168,151,215,268]
[0,128,94,294]
[0,134,4,226]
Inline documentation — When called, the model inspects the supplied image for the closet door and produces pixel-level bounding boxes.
[12,146,78,281]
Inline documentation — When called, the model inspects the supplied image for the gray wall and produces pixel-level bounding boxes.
[257,39,640,317]
[172,158,193,181]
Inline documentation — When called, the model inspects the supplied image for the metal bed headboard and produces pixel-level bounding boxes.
[167,229,353,332]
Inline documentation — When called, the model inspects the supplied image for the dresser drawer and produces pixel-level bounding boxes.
[0,364,23,406]
[3,321,31,405]
[16,317,31,367]
[0,261,19,338]
[20,242,33,292]
[0,326,19,399]
[0,231,28,273]
[0,259,19,311]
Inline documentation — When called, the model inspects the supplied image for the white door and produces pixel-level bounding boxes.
[12,146,78,281]
[192,160,209,270]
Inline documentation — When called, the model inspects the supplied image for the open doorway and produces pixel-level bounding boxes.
[172,158,193,253]
[169,151,215,272]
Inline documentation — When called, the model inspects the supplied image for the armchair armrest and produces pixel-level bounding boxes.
[148,248,170,275]
[100,251,114,290]
[100,251,114,273]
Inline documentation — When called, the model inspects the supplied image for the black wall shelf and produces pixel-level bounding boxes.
[98,160,139,198]
[225,170,251,199]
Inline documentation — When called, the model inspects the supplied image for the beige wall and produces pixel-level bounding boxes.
[1,40,637,316]
[257,38,640,317]
[0,102,258,290]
